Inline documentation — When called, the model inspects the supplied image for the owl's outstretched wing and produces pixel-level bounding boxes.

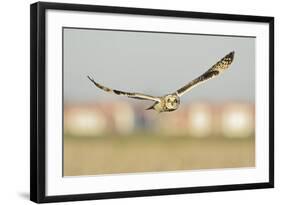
[88,76,161,102]
[176,51,235,97]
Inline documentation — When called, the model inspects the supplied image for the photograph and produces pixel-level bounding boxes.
[30,2,274,202]
[63,27,256,176]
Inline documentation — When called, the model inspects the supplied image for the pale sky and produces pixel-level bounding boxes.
[63,28,255,104]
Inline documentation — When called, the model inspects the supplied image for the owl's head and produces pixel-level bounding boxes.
[164,94,180,110]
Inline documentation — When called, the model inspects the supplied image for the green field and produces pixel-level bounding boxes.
[64,136,255,176]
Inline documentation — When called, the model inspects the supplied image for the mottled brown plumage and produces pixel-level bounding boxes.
[176,51,234,96]
[88,51,234,112]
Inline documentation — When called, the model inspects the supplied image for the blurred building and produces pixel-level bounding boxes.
[64,102,134,137]
[64,101,255,138]
[220,102,255,138]
[185,102,214,138]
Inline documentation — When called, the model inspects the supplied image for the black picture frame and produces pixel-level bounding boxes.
[30,1,274,203]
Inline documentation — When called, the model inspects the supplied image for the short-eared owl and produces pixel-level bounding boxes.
[88,51,234,113]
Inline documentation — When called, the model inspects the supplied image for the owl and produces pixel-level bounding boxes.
[88,51,234,112]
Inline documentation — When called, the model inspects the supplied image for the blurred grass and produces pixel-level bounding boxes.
[64,136,255,176]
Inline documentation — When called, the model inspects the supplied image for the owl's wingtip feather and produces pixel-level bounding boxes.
[87,75,93,81]
[87,75,97,85]
[228,51,235,60]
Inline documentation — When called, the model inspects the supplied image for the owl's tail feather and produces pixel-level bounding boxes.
[146,104,154,110]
